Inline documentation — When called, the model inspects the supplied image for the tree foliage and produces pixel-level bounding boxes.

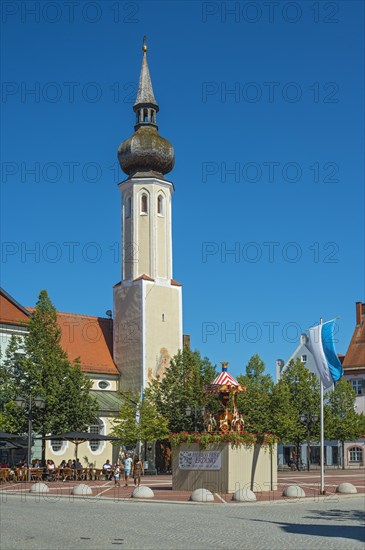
[325,377,365,468]
[145,347,218,433]
[272,358,320,446]
[0,290,98,458]
[111,393,169,447]
[236,354,274,434]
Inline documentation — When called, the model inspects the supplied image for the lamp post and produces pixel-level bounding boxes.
[15,395,45,481]
[300,413,319,472]
[185,405,205,433]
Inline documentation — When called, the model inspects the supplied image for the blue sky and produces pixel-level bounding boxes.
[1,1,364,380]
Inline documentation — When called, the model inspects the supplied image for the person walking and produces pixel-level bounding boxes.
[132,456,144,487]
[113,463,121,487]
[123,453,133,487]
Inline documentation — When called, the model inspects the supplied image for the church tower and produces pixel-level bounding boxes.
[113,40,183,393]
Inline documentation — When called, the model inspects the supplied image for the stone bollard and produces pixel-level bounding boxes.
[336,483,357,494]
[190,488,214,502]
[282,485,305,498]
[132,486,154,499]
[29,483,49,494]
[72,484,93,496]
[232,488,256,502]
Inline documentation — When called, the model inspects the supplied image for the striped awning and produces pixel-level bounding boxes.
[207,363,246,393]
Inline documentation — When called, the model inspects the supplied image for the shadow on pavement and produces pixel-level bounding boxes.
[235,510,365,544]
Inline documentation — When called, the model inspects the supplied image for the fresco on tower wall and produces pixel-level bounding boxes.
[148,347,170,382]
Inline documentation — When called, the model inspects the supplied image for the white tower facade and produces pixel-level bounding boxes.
[113,42,183,393]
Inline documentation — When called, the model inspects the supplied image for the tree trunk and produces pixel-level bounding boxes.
[341,440,345,470]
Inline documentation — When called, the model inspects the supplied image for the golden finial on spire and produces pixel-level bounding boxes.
[142,35,147,53]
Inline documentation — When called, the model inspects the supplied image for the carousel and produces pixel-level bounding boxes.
[205,362,246,434]
[172,362,277,493]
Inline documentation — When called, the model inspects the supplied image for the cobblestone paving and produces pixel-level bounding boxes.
[1,493,364,549]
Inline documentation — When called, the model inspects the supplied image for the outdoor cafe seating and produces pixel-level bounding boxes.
[0,465,115,483]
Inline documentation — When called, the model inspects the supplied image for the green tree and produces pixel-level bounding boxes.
[111,393,169,453]
[325,377,365,469]
[145,347,218,433]
[272,358,320,470]
[0,290,98,462]
[236,354,274,434]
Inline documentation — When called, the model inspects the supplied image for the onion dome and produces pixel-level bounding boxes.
[118,38,175,178]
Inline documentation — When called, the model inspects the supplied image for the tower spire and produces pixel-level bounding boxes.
[118,39,174,178]
[134,36,159,124]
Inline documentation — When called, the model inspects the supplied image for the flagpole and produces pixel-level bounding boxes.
[319,317,325,495]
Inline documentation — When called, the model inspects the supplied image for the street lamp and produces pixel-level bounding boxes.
[15,395,45,481]
[185,405,205,433]
[300,413,319,472]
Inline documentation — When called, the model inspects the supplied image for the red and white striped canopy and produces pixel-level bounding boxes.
[211,370,239,387]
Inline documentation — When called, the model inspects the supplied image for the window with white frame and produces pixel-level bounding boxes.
[301,354,307,364]
[98,380,110,390]
[351,379,363,395]
[88,419,103,452]
[50,439,63,452]
[349,447,363,462]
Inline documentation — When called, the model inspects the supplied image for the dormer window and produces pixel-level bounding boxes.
[157,195,164,215]
[141,194,148,214]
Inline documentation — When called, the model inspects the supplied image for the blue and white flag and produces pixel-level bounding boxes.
[307,320,344,389]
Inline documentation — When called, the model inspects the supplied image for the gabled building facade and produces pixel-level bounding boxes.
[276,303,365,468]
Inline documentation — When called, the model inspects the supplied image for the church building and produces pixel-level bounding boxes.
[0,42,183,468]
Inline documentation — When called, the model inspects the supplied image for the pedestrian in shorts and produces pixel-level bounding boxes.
[132,456,144,487]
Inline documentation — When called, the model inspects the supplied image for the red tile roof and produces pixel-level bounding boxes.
[0,289,30,325]
[25,308,118,375]
[171,279,183,287]
[343,302,365,371]
[1,289,118,375]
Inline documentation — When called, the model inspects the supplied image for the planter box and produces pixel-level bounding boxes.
[172,443,277,493]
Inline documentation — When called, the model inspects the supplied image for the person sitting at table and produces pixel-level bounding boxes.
[103,459,113,480]
[59,460,67,468]
[32,459,41,468]
[76,459,83,470]
[46,459,56,480]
